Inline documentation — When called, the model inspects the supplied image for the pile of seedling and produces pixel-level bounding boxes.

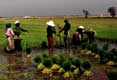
[80,42,117,66]
[33,53,93,80]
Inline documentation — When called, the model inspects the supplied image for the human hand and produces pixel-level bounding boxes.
[57,33,60,36]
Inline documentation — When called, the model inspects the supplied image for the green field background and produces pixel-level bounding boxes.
[0,18,117,50]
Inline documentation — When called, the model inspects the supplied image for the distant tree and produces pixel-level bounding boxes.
[108,6,116,18]
[83,10,89,18]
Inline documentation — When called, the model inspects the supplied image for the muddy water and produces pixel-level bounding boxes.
[0,52,35,79]
[0,53,8,79]
[0,48,77,79]
[0,41,116,79]
[96,41,117,50]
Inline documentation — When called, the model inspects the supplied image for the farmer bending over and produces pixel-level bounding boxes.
[72,31,80,47]
[76,26,85,42]
[85,28,96,43]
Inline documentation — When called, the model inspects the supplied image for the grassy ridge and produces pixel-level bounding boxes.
[0,18,117,49]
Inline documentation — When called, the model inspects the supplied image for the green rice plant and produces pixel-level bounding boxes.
[91,43,98,53]
[41,53,49,58]
[80,43,87,50]
[0,18,117,50]
[82,61,91,70]
[33,53,48,64]
[102,43,109,50]
[87,44,92,51]
[71,57,81,68]
[107,71,117,80]
[41,41,47,48]
[43,57,53,68]
[58,54,65,66]
[51,55,61,65]
[62,59,72,71]
[33,55,42,64]
[103,50,110,59]
[26,48,32,54]
[111,49,117,62]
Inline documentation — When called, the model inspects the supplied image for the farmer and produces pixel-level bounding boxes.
[85,28,95,43]
[59,19,71,48]
[72,31,80,47]
[13,20,28,51]
[5,23,15,52]
[13,20,28,38]
[76,26,85,42]
[46,20,56,54]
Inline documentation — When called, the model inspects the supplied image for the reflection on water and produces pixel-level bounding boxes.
[0,52,34,79]
[7,53,23,79]
[7,54,16,79]
[0,42,116,79]
[0,53,7,79]
[0,48,76,79]
[96,41,117,50]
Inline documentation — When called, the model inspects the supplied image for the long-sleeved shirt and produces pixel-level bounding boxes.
[59,22,71,36]
[47,26,56,37]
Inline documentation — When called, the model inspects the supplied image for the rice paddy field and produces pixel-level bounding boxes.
[0,17,117,50]
[0,17,117,80]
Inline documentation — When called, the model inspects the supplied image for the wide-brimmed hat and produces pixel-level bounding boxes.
[46,20,55,27]
[78,26,84,29]
[15,20,20,24]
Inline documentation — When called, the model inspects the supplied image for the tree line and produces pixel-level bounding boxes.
[83,6,116,18]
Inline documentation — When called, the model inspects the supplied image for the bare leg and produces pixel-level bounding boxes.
[7,37,14,50]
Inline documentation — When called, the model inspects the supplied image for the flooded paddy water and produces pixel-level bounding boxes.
[0,41,117,80]
[0,51,38,79]
[0,49,71,79]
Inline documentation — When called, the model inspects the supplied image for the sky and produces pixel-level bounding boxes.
[0,0,116,17]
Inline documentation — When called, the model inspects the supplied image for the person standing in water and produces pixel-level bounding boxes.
[13,20,28,51]
[46,20,56,54]
[13,20,28,38]
[59,19,71,48]
[5,23,15,52]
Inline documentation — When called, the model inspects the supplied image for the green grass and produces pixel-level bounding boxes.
[0,18,117,50]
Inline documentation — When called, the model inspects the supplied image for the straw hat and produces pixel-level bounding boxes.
[46,20,55,27]
[15,20,20,24]
[78,26,84,29]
